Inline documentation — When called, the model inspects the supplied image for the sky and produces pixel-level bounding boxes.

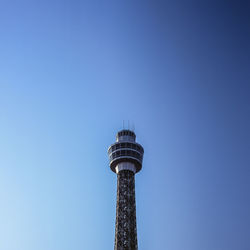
[0,0,250,250]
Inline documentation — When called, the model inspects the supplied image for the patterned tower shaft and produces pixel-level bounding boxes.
[108,130,144,250]
[115,170,137,250]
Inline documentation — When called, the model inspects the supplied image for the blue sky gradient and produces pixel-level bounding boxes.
[0,1,250,249]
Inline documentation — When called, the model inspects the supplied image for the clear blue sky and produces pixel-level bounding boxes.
[0,1,249,250]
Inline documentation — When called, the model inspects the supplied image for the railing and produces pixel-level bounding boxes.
[109,148,143,163]
[108,142,144,155]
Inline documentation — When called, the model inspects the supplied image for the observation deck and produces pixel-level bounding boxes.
[108,130,144,173]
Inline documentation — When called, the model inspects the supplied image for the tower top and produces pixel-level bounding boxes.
[116,129,136,142]
[108,129,144,174]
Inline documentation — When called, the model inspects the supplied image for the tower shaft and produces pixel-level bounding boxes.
[115,170,137,250]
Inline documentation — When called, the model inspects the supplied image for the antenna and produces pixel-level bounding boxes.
[132,123,135,132]
[123,120,124,129]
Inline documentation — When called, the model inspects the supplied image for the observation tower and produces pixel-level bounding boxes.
[108,129,144,250]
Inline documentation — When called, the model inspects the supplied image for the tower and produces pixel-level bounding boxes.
[108,130,144,250]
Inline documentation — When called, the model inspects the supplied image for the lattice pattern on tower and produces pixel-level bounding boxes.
[114,170,138,250]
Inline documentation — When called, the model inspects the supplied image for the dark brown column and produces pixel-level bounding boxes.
[114,170,138,250]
